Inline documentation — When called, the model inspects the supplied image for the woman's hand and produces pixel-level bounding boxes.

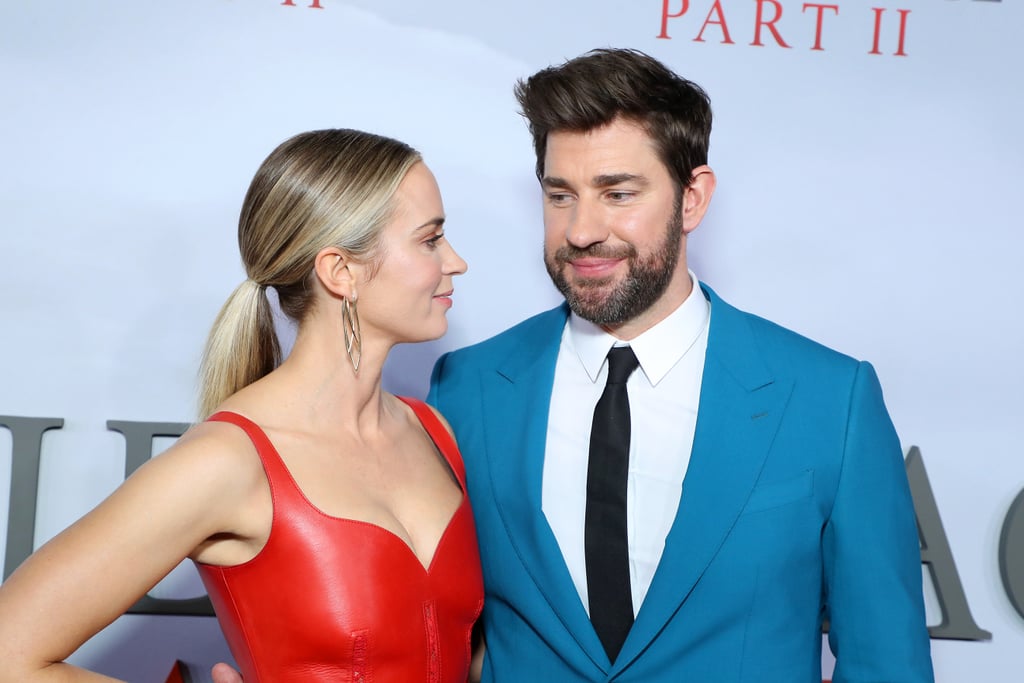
[211,663,244,683]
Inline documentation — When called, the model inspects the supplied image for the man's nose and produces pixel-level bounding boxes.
[564,198,608,248]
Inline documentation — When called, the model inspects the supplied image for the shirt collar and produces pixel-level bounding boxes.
[568,272,710,386]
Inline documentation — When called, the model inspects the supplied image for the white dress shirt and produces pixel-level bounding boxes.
[541,273,710,615]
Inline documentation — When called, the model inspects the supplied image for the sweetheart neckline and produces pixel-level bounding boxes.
[206,406,467,574]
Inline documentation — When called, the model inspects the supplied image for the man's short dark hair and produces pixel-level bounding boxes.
[514,48,712,189]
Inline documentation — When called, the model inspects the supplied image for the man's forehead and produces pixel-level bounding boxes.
[544,129,662,185]
[547,119,656,156]
[547,120,648,145]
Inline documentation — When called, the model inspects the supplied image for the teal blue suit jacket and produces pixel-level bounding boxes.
[427,285,932,682]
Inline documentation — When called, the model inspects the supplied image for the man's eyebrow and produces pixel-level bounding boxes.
[540,173,649,189]
[541,176,571,189]
[593,173,648,188]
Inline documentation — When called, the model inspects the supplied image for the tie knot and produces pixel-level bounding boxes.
[605,346,639,385]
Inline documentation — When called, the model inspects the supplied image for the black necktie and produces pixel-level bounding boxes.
[585,345,640,663]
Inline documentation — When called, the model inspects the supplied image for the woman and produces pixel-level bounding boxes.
[0,129,481,681]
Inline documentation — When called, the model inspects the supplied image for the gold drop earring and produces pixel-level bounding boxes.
[341,293,362,372]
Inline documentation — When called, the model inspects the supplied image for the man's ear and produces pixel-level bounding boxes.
[681,165,717,235]
[313,246,360,301]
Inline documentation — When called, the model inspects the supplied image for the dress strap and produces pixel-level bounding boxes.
[206,411,295,502]
[396,397,467,487]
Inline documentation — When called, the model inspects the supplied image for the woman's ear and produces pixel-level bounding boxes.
[313,247,360,301]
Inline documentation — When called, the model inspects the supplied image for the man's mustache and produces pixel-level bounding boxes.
[553,243,637,262]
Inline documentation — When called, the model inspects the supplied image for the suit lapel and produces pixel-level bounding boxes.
[614,285,794,671]
[481,305,609,668]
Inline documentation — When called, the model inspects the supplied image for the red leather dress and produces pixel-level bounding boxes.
[195,397,484,682]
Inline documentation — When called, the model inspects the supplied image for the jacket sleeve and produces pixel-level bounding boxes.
[823,361,934,682]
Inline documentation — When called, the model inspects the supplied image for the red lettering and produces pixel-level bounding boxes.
[869,7,910,57]
[658,0,689,39]
[751,0,791,48]
[281,0,323,7]
[869,7,885,54]
[894,9,910,57]
[802,3,838,51]
[695,0,734,44]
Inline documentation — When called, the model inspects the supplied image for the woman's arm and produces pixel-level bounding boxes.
[0,421,268,682]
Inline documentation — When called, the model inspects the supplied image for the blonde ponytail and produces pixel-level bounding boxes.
[197,279,279,419]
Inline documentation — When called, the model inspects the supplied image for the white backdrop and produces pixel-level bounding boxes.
[1,1,1021,680]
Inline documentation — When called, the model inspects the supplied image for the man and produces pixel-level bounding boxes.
[426,48,932,681]
[214,48,931,682]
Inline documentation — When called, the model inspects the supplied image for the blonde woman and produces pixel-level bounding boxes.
[0,129,481,681]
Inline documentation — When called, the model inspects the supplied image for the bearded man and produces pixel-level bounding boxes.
[427,48,933,683]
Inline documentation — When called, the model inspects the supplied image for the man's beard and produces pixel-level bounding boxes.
[544,203,683,326]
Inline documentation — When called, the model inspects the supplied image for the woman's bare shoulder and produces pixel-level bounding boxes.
[141,414,272,516]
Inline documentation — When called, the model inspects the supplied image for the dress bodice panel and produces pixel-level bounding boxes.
[196,397,483,682]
